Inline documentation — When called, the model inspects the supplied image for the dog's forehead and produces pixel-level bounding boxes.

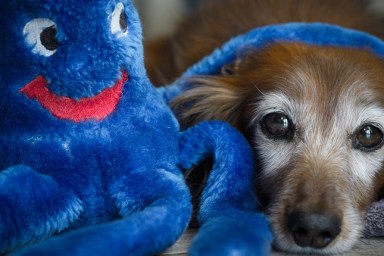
[252,43,384,113]
[264,44,384,108]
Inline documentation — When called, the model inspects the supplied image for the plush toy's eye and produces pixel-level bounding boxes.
[23,18,59,57]
[111,2,128,37]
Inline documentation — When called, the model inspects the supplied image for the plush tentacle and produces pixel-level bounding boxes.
[179,121,273,256]
[188,214,272,256]
[12,168,191,256]
[0,165,83,254]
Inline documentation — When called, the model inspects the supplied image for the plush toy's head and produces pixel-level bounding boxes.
[0,0,147,125]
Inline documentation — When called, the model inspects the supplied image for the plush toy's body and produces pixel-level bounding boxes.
[0,1,190,254]
[0,0,272,255]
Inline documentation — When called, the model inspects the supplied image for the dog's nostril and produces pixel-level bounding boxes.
[292,227,311,246]
[286,211,341,249]
[319,230,333,244]
[296,227,308,237]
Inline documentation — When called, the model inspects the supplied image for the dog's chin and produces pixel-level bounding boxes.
[268,202,363,254]
[273,239,356,255]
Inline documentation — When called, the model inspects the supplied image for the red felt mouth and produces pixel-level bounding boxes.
[20,70,128,122]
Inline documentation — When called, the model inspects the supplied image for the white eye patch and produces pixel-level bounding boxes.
[111,2,128,38]
[23,18,58,57]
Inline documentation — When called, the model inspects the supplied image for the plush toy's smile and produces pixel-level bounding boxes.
[20,70,128,122]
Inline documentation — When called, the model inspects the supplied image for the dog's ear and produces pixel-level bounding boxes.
[171,71,252,130]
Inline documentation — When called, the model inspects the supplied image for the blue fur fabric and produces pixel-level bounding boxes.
[0,0,272,255]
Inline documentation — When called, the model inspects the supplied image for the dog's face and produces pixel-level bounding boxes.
[173,43,384,254]
[246,43,384,254]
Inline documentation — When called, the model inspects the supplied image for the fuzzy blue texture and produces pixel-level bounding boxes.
[179,122,272,256]
[0,0,272,255]
[160,22,384,103]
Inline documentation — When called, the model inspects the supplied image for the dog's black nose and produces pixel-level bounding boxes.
[286,211,341,249]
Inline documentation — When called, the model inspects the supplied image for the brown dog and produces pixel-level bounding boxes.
[145,0,384,254]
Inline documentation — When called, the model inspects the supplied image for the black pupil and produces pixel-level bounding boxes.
[262,113,291,139]
[120,11,127,33]
[40,25,59,51]
[356,125,383,149]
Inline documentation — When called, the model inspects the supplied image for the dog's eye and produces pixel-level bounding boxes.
[260,113,294,140]
[353,124,384,152]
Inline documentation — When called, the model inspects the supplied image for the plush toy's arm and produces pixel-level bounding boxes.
[12,168,191,256]
[0,165,83,254]
[179,121,273,256]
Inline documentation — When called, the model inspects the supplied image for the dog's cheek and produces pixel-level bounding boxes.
[374,170,384,200]
[255,169,286,208]
[253,140,298,208]
[347,151,384,214]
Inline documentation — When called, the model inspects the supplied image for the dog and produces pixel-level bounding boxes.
[145,0,384,254]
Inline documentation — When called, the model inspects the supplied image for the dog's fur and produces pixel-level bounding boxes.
[145,0,384,254]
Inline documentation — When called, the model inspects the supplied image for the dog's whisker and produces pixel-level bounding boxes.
[251,81,265,96]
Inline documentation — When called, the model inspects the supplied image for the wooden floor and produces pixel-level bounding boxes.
[162,229,384,255]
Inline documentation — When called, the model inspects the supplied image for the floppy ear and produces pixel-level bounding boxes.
[171,65,252,130]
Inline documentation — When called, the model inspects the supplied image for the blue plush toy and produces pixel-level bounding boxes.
[0,0,272,255]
